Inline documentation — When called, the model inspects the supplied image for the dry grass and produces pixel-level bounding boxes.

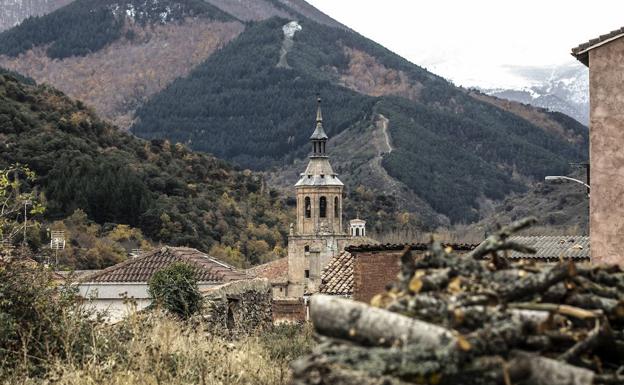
[3,312,311,385]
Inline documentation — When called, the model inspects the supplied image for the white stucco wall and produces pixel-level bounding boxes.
[78,282,218,322]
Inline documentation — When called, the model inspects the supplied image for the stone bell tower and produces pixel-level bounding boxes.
[287,96,353,298]
[295,96,344,235]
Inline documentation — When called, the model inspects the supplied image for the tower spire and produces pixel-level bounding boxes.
[310,95,328,156]
[316,94,323,124]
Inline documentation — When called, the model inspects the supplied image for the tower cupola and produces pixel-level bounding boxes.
[310,96,328,157]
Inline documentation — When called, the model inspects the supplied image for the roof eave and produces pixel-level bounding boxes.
[572,31,624,67]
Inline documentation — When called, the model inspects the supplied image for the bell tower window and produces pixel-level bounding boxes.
[319,196,327,218]
[304,197,311,218]
[334,196,339,218]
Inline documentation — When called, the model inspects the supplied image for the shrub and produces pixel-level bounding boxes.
[148,262,202,319]
[0,259,97,378]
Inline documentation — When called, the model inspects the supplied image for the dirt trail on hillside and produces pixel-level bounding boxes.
[378,114,392,153]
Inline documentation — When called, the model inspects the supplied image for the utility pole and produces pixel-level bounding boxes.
[22,200,31,248]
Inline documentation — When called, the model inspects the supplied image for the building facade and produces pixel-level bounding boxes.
[287,97,365,297]
[573,28,624,264]
[78,247,247,321]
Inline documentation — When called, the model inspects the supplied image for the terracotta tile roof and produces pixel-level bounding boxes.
[572,26,624,66]
[81,247,247,283]
[246,257,288,285]
[319,251,353,295]
[506,236,589,261]
[321,238,588,296]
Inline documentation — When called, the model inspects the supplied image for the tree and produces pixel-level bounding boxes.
[148,262,202,319]
[0,164,45,249]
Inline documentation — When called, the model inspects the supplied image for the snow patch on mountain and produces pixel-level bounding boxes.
[282,20,301,38]
[480,62,589,125]
[277,21,301,69]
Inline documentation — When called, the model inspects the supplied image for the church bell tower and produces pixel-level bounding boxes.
[287,95,351,298]
[294,96,344,236]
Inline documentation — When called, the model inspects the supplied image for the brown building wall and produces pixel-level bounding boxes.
[352,250,403,303]
[272,298,306,323]
[588,38,624,264]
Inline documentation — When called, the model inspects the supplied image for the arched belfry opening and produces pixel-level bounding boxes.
[304,197,311,218]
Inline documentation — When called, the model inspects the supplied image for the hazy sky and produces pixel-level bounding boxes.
[306,0,624,88]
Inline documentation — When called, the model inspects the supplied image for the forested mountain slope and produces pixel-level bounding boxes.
[0,74,291,266]
[0,0,73,31]
[0,0,346,129]
[132,17,588,225]
[0,0,244,128]
[0,0,589,230]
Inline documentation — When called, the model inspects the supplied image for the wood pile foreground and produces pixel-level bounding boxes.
[292,218,624,385]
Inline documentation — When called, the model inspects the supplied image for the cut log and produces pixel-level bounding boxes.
[566,293,624,318]
[309,295,457,348]
[558,319,603,363]
[508,302,600,320]
[508,351,595,385]
[469,217,537,260]
[500,262,573,301]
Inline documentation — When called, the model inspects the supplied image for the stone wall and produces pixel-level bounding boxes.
[588,38,624,265]
[288,234,354,297]
[201,278,272,335]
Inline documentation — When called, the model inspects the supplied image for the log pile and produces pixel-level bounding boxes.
[291,218,624,385]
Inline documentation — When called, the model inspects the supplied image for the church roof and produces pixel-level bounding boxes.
[295,157,343,187]
[295,173,344,187]
[310,123,328,140]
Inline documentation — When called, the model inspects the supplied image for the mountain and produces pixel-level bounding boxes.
[0,74,292,267]
[0,0,589,232]
[0,0,345,129]
[0,0,244,128]
[0,0,73,31]
[131,17,588,226]
[481,63,589,125]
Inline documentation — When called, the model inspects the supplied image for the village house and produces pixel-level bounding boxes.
[319,236,589,302]
[319,243,477,303]
[78,246,248,321]
[572,28,624,264]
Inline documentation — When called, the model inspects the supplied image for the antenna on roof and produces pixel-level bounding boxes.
[50,230,65,266]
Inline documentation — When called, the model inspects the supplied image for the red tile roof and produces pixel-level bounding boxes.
[319,251,353,296]
[246,257,288,285]
[572,26,624,66]
[81,247,247,283]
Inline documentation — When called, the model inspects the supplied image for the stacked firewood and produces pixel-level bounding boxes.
[292,218,624,385]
